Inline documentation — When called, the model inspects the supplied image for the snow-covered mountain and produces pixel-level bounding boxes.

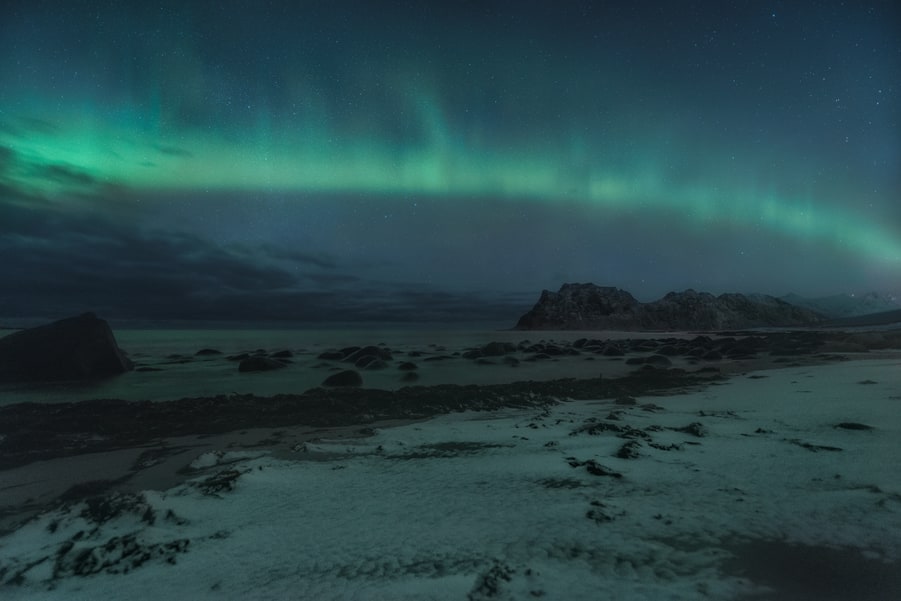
[781,292,901,319]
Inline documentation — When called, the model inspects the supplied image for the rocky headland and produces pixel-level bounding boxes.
[515,283,826,330]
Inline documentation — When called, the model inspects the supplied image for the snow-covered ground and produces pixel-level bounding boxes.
[2,359,900,600]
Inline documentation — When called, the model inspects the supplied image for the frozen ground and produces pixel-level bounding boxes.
[1,359,900,600]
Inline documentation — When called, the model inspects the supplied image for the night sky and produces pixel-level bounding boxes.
[1,1,898,323]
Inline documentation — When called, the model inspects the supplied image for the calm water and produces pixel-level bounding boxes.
[0,326,672,405]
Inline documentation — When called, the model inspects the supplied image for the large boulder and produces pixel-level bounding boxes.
[0,313,133,381]
[322,369,363,387]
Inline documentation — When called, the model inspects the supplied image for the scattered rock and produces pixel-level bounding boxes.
[567,457,623,478]
[322,370,363,387]
[469,562,515,600]
[161,354,192,364]
[463,342,517,359]
[355,356,388,370]
[571,421,623,436]
[675,422,708,437]
[645,354,672,367]
[620,425,652,440]
[345,346,392,363]
[481,341,516,356]
[789,439,843,452]
[648,442,682,451]
[195,348,222,356]
[614,440,642,459]
[198,469,243,495]
[833,422,874,431]
[586,500,622,524]
[586,507,614,524]
[397,361,418,371]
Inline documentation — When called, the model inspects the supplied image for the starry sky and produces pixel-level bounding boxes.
[0,1,899,323]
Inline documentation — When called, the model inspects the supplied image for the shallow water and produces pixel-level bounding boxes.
[725,539,901,600]
[0,327,682,405]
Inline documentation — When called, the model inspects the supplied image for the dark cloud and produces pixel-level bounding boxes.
[0,144,101,199]
[304,272,361,287]
[0,202,290,317]
[255,244,338,270]
[0,200,523,323]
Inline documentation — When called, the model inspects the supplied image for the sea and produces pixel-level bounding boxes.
[0,321,668,406]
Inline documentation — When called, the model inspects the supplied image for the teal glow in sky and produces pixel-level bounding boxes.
[0,0,898,321]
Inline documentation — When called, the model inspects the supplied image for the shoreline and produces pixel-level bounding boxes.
[2,354,899,597]
[1,329,900,537]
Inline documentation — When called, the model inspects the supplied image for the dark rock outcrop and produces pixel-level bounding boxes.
[0,313,133,382]
[345,346,392,363]
[322,369,363,387]
[516,285,640,330]
[463,341,517,360]
[516,283,826,330]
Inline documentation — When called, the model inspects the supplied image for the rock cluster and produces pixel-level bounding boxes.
[317,345,393,370]
[516,283,826,330]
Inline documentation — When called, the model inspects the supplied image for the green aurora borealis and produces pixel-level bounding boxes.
[0,1,899,320]
[5,107,898,263]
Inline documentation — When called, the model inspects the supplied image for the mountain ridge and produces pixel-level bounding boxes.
[515,283,826,331]
[781,292,900,319]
